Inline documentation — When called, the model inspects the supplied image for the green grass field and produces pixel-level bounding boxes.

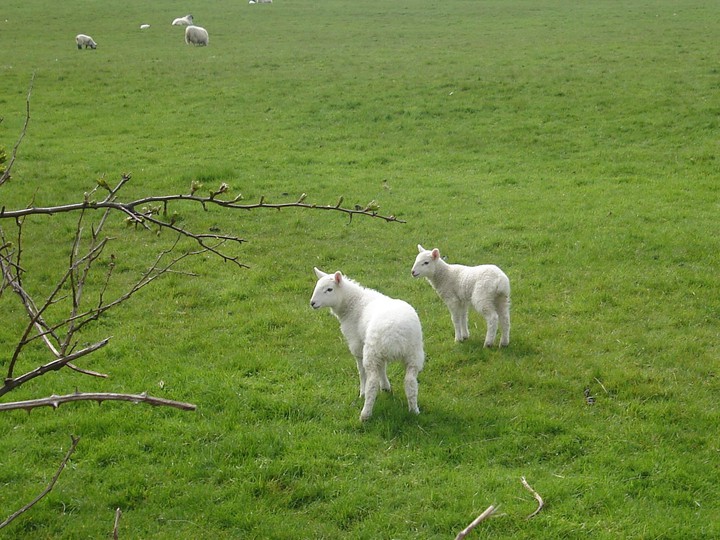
[1,0,719,538]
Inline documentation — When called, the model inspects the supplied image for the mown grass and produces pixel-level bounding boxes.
[1,0,719,538]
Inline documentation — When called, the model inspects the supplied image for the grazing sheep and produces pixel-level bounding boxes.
[75,34,97,49]
[172,14,194,26]
[184,25,209,46]
[310,268,425,421]
[257,0,273,3]
[140,24,151,30]
[411,245,510,347]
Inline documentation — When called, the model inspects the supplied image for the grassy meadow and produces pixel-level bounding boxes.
[1,0,719,538]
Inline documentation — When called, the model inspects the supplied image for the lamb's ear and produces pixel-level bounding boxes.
[417,244,425,253]
[431,248,440,260]
[333,271,343,284]
[314,267,327,278]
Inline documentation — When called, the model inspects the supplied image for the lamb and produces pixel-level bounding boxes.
[411,245,510,347]
[171,14,194,26]
[310,268,425,421]
[75,34,97,49]
[184,25,209,46]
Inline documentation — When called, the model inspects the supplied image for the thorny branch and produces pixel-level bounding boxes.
[0,435,80,530]
[0,391,197,412]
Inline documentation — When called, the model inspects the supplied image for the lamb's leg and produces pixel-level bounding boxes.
[404,365,420,415]
[481,308,499,348]
[355,356,367,397]
[498,296,511,347]
[360,370,380,421]
[450,306,470,342]
[380,362,391,392]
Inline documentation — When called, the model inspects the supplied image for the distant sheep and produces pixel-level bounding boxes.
[172,14,194,26]
[184,25,209,46]
[140,24,151,30]
[310,268,425,421]
[257,0,273,3]
[411,245,511,347]
[75,34,97,50]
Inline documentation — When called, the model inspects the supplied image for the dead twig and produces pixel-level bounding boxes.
[0,73,34,187]
[0,391,197,412]
[113,507,122,539]
[0,435,80,530]
[454,504,498,540]
[521,476,544,519]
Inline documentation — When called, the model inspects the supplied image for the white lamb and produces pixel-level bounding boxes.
[75,34,97,49]
[411,245,511,347]
[185,25,209,46]
[310,268,425,421]
[172,14,194,26]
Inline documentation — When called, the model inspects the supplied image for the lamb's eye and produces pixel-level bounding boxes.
[326,287,333,292]
[423,261,429,265]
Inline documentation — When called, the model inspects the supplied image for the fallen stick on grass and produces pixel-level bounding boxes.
[113,507,122,539]
[521,476,544,519]
[454,504,497,540]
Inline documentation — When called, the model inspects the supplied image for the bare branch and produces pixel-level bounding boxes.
[0,73,34,188]
[0,339,110,398]
[0,184,405,224]
[521,476,544,519]
[455,505,498,540]
[65,362,108,378]
[0,435,79,530]
[0,391,197,412]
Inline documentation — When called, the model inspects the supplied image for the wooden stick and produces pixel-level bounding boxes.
[113,507,122,540]
[454,504,497,540]
[521,476,544,519]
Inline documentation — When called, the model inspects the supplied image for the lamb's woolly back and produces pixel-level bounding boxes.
[172,14,194,26]
[411,245,510,346]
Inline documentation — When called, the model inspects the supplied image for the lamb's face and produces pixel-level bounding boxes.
[411,249,437,278]
[310,269,342,310]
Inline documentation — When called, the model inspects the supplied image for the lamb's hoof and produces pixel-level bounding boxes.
[409,407,420,415]
[484,342,494,348]
[500,341,509,348]
[360,412,372,422]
